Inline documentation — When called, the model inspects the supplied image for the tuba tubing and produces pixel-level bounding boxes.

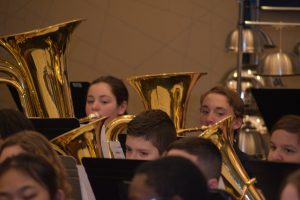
[199,116,264,200]
[104,115,135,158]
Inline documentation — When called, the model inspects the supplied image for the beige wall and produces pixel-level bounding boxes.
[0,0,299,127]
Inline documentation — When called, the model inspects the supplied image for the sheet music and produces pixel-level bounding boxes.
[110,141,125,159]
[100,125,110,158]
[77,165,96,200]
[101,124,125,159]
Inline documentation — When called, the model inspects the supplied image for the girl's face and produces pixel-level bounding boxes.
[85,82,127,124]
[0,169,51,200]
[268,129,300,163]
[125,135,160,160]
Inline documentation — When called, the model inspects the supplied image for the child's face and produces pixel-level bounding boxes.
[125,135,160,160]
[85,82,126,124]
[200,93,235,126]
[199,93,242,130]
[268,130,300,163]
[0,169,51,200]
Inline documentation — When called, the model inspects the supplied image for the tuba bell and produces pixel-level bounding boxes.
[128,72,206,131]
[51,116,108,164]
[0,19,84,117]
[198,116,264,200]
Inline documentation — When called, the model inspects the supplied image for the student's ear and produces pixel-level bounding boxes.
[232,117,243,130]
[117,101,128,115]
[208,178,219,189]
[55,189,65,200]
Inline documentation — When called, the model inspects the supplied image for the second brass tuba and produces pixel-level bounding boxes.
[0,19,84,117]
[128,72,206,131]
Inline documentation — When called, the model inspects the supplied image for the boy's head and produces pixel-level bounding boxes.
[129,156,208,200]
[125,109,177,160]
[166,137,222,189]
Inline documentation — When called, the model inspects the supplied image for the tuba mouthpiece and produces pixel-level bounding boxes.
[79,112,100,123]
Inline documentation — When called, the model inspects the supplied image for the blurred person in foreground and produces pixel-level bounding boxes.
[0,154,66,200]
[128,156,209,200]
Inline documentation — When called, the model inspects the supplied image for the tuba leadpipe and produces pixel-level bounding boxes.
[0,19,84,117]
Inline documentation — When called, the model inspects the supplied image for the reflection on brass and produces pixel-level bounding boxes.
[199,116,264,200]
[128,72,207,131]
[51,116,107,164]
[105,115,135,158]
[0,19,84,117]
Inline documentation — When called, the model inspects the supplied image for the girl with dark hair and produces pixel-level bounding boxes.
[85,75,128,124]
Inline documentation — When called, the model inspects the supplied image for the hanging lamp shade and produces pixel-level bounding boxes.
[258,51,299,75]
[225,28,275,53]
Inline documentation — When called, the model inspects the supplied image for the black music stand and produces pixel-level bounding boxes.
[30,118,80,140]
[82,158,146,200]
[251,88,300,131]
[7,81,90,119]
[244,160,300,200]
[70,81,90,119]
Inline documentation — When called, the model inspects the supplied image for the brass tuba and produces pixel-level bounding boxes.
[128,72,206,131]
[198,116,264,200]
[0,19,84,117]
[51,116,108,164]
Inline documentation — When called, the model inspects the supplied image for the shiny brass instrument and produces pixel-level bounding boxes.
[196,116,263,200]
[51,116,108,163]
[128,72,206,131]
[0,19,84,117]
[104,115,135,158]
